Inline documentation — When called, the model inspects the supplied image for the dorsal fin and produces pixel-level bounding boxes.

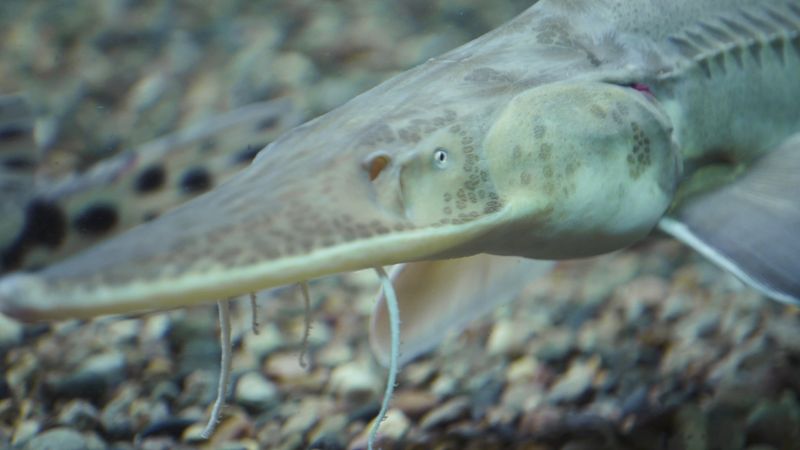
[663,1,800,79]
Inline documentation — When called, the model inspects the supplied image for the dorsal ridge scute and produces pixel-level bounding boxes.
[663,1,800,80]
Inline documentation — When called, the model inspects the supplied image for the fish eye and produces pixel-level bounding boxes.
[433,147,448,168]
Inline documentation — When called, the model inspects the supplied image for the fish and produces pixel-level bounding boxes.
[1,0,799,445]
[0,97,301,273]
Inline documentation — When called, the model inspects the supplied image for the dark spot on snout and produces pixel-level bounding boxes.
[135,164,166,193]
[73,203,118,235]
[180,167,213,193]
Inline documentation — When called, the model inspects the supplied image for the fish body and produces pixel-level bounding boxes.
[0,0,798,343]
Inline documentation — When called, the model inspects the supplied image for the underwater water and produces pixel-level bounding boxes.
[1,1,800,449]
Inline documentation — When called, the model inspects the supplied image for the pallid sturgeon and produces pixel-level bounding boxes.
[1,0,799,444]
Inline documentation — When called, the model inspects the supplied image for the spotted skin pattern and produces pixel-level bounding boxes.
[0,100,300,274]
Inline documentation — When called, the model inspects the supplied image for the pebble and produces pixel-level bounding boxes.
[392,389,439,418]
[487,319,529,355]
[329,361,382,402]
[419,397,470,430]
[350,408,410,449]
[22,427,96,450]
[99,385,139,440]
[281,399,326,437]
[47,352,127,400]
[234,372,279,411]
[534,329,577,366]
[56,399,100,430]
[243,323,285,359]
[316,340,354,366]
[264,351,311,381]
[307,413,348,445]
[12,420,40,447]
[0,313,22,350]
[429,374,459,398]
[506,356,540,383]
[548,357,600,404]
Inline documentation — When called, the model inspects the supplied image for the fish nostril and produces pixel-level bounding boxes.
[364,153,391,181]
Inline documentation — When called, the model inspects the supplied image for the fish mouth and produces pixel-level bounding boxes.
[0,136,506,321]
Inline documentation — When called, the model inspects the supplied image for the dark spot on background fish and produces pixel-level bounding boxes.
[26,200,68,247]
[1,199,68,272]
[180,167,213,193]
[1,242,25,272]
[135,164,167,193]
[233,143,268,164]
[143,211,160,222]
[0,123,32,141]
[1,155,36,170]
[73,203,118,235]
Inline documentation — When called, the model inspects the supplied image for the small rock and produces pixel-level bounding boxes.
[534,329,576,365]
[402,361,436,387]
[281,399,325,437]
[264,351,310,381]
[420,397,469,430]
[57,399,100,430]
[12,420,40,446]
[235,372,279,411]
[100,385,139,440]
[548,357,599,404]
[676,311,720,341]
[506,356,539,383]
[316,341,353,367]
[487,319,528,355]
[243,324,285,359]
[429,374,458,398]
[329,362,381,402]
[23,427,91,450]
[47,352,127,401]
[105,318,141,345]
[350,409,410,449]
[392,389,438,418]
[307,413,348,446]
[0,313,23,350]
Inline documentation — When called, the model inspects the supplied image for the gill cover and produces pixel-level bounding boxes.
[481,81,681,259]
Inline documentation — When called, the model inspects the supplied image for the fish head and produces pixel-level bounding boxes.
[479,81,681,259]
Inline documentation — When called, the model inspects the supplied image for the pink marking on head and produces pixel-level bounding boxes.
[630,83,653,95]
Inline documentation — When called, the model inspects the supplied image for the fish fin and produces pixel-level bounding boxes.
[369,255,554,367]
[659,133,800,304]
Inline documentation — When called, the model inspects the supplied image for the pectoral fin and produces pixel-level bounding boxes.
[659,134,800,304]
[370,255,554,366]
